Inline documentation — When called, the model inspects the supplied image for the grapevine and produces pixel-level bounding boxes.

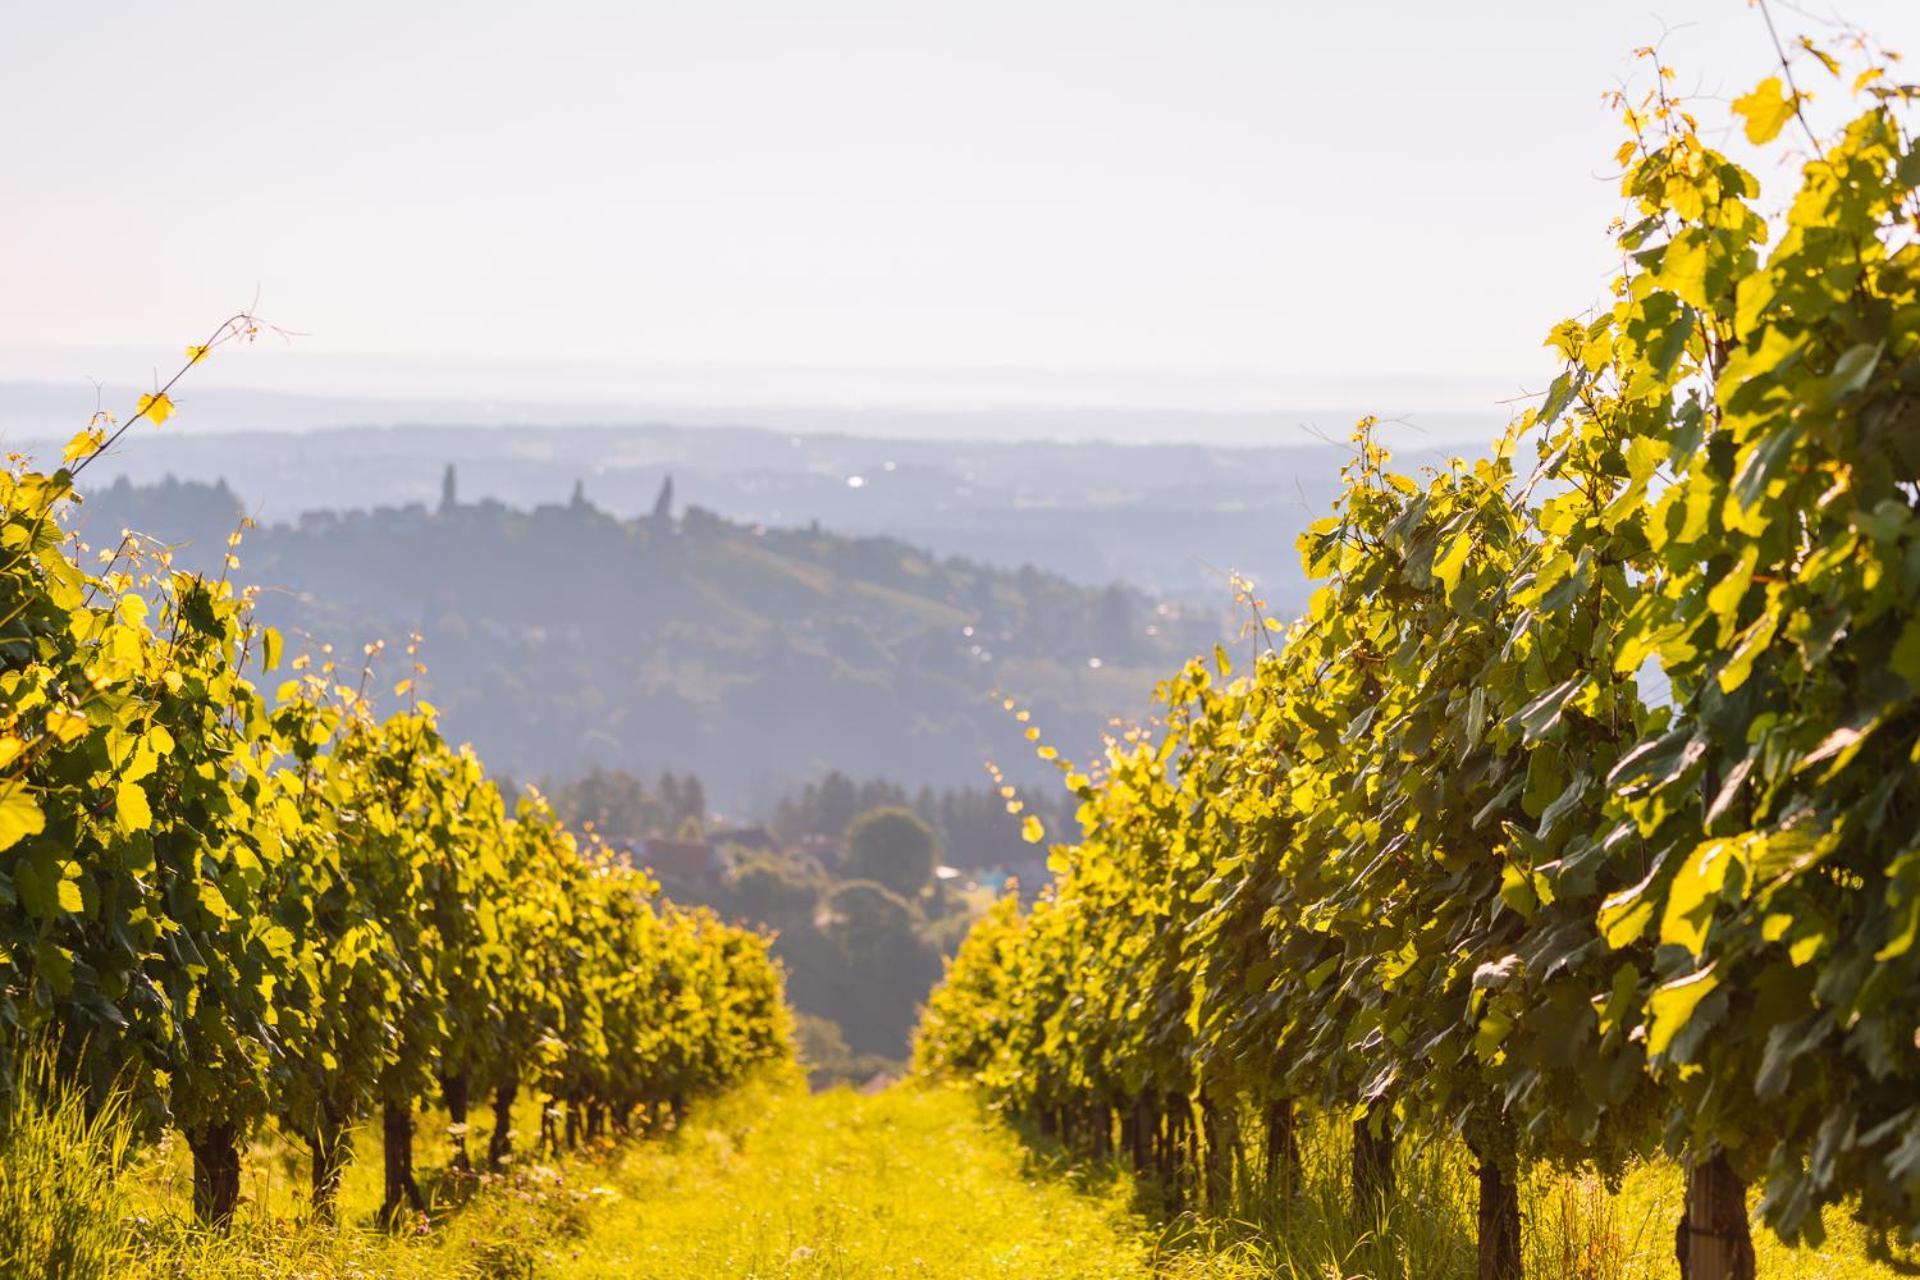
[918,24,1920,1280]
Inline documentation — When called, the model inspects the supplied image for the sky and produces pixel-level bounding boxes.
[4,1,1918,439]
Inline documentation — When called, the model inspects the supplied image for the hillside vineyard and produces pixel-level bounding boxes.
[918,39,1920,1280]
[7,17,1920,1280]
[0,364,793,1228]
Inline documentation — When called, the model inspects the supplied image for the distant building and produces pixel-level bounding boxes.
[633,837,725,888]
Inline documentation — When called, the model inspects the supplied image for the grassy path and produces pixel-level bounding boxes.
[121,1078,1914,1278]
[122,1075,1186,1279]
[550,1083,1915,1280]
[550,1082,1160,1279]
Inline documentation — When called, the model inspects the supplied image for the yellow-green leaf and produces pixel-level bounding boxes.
[1658,837,1748,956]
[1656,231,1710,310]
[1433,530,1472,599]
[44,707,89,744]
[115,781,153,833]
[1594,964,1640,1041]
[1718,607,1779,694]
[36,943,74,996]
[136,392,174,426]
[1598,873,1656,949]
[1731,76,1797,145]
[197,880,234,921]
[1706,544,1758,631]
[0,784,46,852]
[63,428,106,463]
[1647,965,1719,1057]
[1499,861,1538,919]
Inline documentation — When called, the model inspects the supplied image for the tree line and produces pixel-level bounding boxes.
[0,356,792,1230]
[918,32,1920,1280]
[530,762,1075,874]
[770,769,1076,871]
[530,765,708,843]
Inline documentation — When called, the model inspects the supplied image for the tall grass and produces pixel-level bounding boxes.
[0,1053,136,1280]
[1207,1124,1477,1279]
[977,1094,1920,1280]
[4,1066,1912,1279]
[1103,1104,1913,1280]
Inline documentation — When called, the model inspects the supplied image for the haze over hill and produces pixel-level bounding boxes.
[0,354,1510,441]
[74,474,1223,808]
[36,419,1464,609]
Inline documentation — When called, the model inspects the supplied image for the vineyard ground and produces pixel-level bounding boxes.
[112,1080,1908,1279]
[114,1075,1153,1278]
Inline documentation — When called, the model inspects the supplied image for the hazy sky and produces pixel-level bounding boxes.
[4,1,1917,426]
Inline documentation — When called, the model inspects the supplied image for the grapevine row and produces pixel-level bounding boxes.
[0,385,791,1227]
[918,32,1920,1280]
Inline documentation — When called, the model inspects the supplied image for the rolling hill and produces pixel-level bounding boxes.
[73,473,1225,804]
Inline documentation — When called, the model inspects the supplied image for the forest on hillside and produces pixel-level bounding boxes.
[70,472,1223,802]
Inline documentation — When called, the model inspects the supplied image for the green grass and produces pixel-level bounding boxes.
[1523,1158,1916,1280]
[533,1084,1917,1279]
[0,1054,138,1280]
[12,1074,1918,1278]
[112,1078,1165,1279]
[1127,1113,1917,1280]
[552,1080,1156,1278]
[119,1091,600,1279]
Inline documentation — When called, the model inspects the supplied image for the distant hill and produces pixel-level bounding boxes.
[35,421,1468,609]
[72,475,1224,805]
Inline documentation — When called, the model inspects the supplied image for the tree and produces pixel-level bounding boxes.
[545,766,665,841]
[733,854,819,925]
[821,880,917,958]
[657,771,681,822]
[843,806,937,899]
[819,880,941,1056]
[1097,584,1136,661]
[682,775,706,825]
[799,771,860,839]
